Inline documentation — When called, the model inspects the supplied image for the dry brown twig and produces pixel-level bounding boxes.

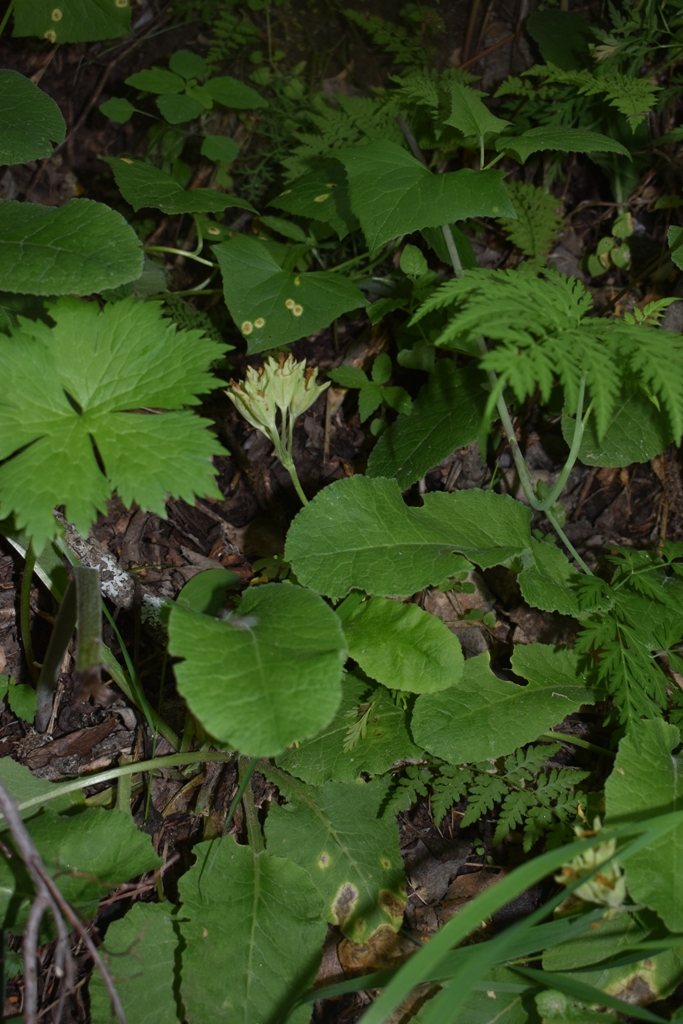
[0,781,127,1024]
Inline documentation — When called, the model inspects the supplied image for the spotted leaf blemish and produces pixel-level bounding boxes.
[318,853,331,869]
[44,29,56,40]
[285,299,295,309]
[241,321,253,335]
[294,276,301,285]
[293,304,303,317]
[381,858,391,869]
[207,226,221,236]
[51,7,62,19]
[314,193,330,202]
[254,318,265,329]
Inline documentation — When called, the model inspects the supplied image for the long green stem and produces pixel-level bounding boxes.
[143,245,216,268]
[6,750,237,821]
[239,755,263,852]
[545,505,592,575]
[0,0,15,38]
[20,545,38,684]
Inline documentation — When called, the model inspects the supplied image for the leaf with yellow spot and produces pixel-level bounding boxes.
[215,234,366,354]
[264,774,406,943]
[13,0,130,42]
[268,161,357,239]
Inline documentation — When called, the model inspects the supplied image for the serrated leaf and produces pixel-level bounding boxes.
[169,50,207,81]
[103,157,256,215]
[562,387,675,467]
[444,82,511,139]
[358,380,384,421]
[518,539,581,616]
[99,96,135,124]
[200,134,240,163]
[178,840,326,1024]
[335,142,516,250]
[0,199,142,296]
[268,162,357,239]
[497,126,630,162]
[277,674,424,784]
[0,806,160,933]
[169,583,347,756]
[367,362,487,488]
[90,903,181,1024]
[400,244,428,277]
[412,646,596,763]
[343,596,463,693]
[157,92,206,123]
[265,777,405,942]
[7,682,36,724]
[0,70,65,164]
[0,297,225,550]
[215,234,366,354]
[497,181,563,263]
[327,366,368,389]
[204,76,268,109]
[13,0,130,42]
[605,719,683,931]
[125,68,185,94]
[285,475,532,599]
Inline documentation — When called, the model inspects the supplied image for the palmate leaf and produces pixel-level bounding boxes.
[0,297,226,550]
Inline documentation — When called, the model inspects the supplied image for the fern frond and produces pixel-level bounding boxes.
[460,773,508,827]
[523,63,659,129]
[430,765,473,825]
[497,182,564,264]
[343,8,426,67]
[613,322,683,442]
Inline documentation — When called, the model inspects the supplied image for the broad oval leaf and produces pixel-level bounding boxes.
[562,387,675,467]
[215,234,366,354]
[201,134,240,163]
[125,68,185,94]
[285,475,532,599]
[0,297,225,550]
[169,583,347,756]
[13,0,130,42]
[517,538,581,616]
[178,840,326,1024]
[169,50,208,81]
[497,126,630,163]
[157,92,206,124]
[90,904,181,1024]
[99,96,135,124]
[335,141,516,250]
[605,719,683,932]
[277,674,424,784]
[412,646,597,763]
[367,362,487,487]
[0,70,65,165]
[205,75,268,109]
[0,199,142,296]
[343,596,464,693]
[103,157,256,215]
[265,776,406,942]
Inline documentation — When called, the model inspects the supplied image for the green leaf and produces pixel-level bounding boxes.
[412,646,596,763]
[277,674,424,784]
[215,234,366,354]
[517,539,581,616]
[335,141,516,250]
[285,475,532,600]
[103,157,256,215]
[175,568,241,616]
[444,82,511,139]
[13,0,130,42]
[200,134,240,163]
[157,93,205,123]
[327,366,368,389]
[0,806,160,932]
[605,719,683,931]
[497,126,630,163]
[0,756,83,815]
[268,162,357,240]
[169,583,347,756]
[169,50,208,81]
[7,682,36,724]
[0,297,225,550]
[562,387,676,467]
[343,596,463,693]
[125,68,185,94]
[669,226,683,271]
[99,96,135,124]
[367,362,487,488]
[542,910,649,971]
[400,244,428,277]
[258,215,308,242]
[497,181,563,263]
[204,76,268,109]
[0,199,142,296]
[265,776,405,942]
[178,840,326,1024]
[90,903,181,1024]
[0,70,65,165]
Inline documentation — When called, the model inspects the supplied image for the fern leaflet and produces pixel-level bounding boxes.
[497,182,564,265]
